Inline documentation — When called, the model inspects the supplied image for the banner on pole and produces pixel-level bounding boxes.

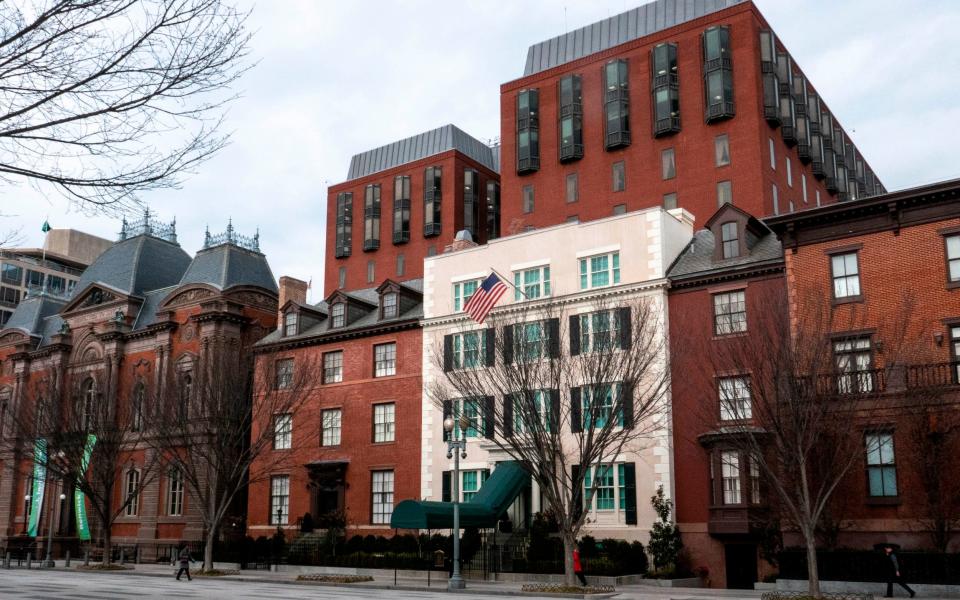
[27,439,47,537]
[74,434,97,541]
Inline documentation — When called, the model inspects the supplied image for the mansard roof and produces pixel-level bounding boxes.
[179,240,278,294]
[71,233,192,299]
[3,292,66,337]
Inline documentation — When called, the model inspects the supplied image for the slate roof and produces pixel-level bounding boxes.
[132,285,176,330]
[71,234,191,298]
[257,279,424,347]
[522,0,745,76]
[668,228,783,281]
[346,125,498,181]
[179,243,278,293]
[4,293,67,335]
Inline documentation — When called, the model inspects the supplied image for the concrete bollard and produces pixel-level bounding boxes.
[84,548,90,566]
[119,549,124,565]
[65,550,71,568]
[26,552,32,569]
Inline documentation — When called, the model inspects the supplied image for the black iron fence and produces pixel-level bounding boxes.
[779,549,960,585]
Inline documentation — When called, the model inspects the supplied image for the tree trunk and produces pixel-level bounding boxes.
[204,528,216,572]
[803,527,820,597]
[102,526,112,566]
[562,530,576,587]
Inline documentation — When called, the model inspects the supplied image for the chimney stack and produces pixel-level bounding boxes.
[277,276,308,325]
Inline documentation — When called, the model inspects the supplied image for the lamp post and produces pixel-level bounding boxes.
[23,494,31,535]
[43,492,66,567]
[444,414,469,590]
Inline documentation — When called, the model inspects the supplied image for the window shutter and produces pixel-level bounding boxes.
[484,328,496,366]
[442,471,451,502]
[482,468,491,484]
[549,389,560,433]
[503,394,514,438]
[622,462,638,525]
[569,314,581,356]
[570,387,582,433]
[571,464,583,520]
[620,380,634,430]
[483,396,495,439]
[547,318,560,358]
[443,334,453,372]
[618,307,632,350]
[503,325,514,364]
[442,400,452,441]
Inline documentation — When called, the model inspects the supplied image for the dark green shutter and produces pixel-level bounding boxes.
[571,465,583,520]
[618,307,632,350]
[503,325,514,364]
[442,471,452,502]
[569,314,581,355]
[623,462,638,525]
[443,334,454,371]
[570,387,582,433]
[547,318,560,358]
[503,394,514,437]
[484,328,496,366]
[442,400,452,441]
[549,388,560,433]
[483,396,495,439]
[620,380,634,429]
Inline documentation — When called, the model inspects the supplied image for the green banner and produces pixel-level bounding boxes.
[74,434,96,541]
[27,439,47,537]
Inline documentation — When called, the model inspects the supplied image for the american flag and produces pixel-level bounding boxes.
[463,272,507,324]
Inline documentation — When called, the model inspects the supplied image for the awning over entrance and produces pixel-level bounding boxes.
[390,461,530,529]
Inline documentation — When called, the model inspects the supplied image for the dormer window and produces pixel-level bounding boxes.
[283,312,298,336]
[330,303,345,328]
[720,222,739,259]
[382,292,398,319]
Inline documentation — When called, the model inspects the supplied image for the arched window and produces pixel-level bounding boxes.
[178,373,192,423]
[131,382,145,432]
[80,378,96,431]
[124,469,140,516]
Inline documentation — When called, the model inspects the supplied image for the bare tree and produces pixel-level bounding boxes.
[148,343,314,571]
[0,0,251,212]
[430,296,671,585]
[8,372,159,564]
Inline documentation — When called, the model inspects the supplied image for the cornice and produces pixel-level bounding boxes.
[669,260,785,291]
[254,318,420,354]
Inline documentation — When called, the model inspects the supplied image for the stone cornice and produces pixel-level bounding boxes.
[254,318,420,354]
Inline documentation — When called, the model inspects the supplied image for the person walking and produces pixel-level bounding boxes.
[176,542,194,581]
[884,545,915,598]
[573,543,587,587]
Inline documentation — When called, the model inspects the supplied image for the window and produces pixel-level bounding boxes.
[802,173,808,203]
[604,59,630,149]
[0,286,20,306]
[715,134,730,166]
[721,451,741,504]
[558,75,583,162]
[717,181,732,206]
[167,468,184,516]
[26,270,44,288]
[330,302,345,328]
[270,475,289,525]
[335,192,352,258]
[719,376,751,420]
[834,337,873,393]
[583,464,629,512]
[124,469,140,516]
[393,175,411,244]
[661,148,676,180]
[786,157,793,187]
[130,383,144,432]
[371,470,394,524]
[423,166,442,237]
[579,251,620,290]
[463,169,480,238]
[769,138,776,170]
[374,342,396,377]
[323,351,343,384]
[772,183,780,215]
[578,310,620,353]
[831,252,861,299]
[865,432,897,497]
[453,279,480,312]
[283,312,297,337]
[396,253,405,276]
[702,26,734,122]
[516,321,548,363]
[612,204,626,215]
[338,267,346,289]
[663,193,677,210]
[612,161,625,192]
[713,290,746,334]
[516,89,540,173]
[514,265,550,300]
[486,181,501,240]
[652,43,680,136]
[321,409,342,446]
[816,189,821,207]
[566,173,578,203]
[0,309,10,326]
[749,458,761,504]
[373,403,395,443]
[452,331,484,370]
[461,470,489,502]
[366,260,375,283]
[945,235,960,283]
[273,413,292,449]
[363,184,381,251]
[951,326,960,383]
[512,389,552,434]
[582,383,623,429]
[0,263,22,285]
[522,185,534,214]
[47,275,65,295]
[81,378,96,430]
[382,292,398,319]
[177,372,191,422]
[720,222,739,259]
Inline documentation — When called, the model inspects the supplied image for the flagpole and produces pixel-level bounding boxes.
[488,267,529,300]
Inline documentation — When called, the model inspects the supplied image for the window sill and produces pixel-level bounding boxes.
[833,295,864,306]
[712,332,748,341]
[372,440,396,446]
[865,496,901,506]
[947,280,960,290]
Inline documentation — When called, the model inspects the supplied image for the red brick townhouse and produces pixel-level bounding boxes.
[247,276,422,536]
[498,0,884,232]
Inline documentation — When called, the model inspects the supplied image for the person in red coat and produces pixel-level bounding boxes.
[573,543,587,586]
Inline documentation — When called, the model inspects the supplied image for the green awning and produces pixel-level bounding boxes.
[391,461,530,529]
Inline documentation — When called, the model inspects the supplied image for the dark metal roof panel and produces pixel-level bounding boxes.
[522,0,746,76]
[179,243,278,294]
[345,124,498,180]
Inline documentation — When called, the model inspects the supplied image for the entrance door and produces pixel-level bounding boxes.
[724,543,758,589]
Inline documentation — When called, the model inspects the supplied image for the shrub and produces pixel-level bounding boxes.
[648,485,683,573]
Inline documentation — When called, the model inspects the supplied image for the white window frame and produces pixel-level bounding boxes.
[831,252,861,299]
[382,292,399,319]
[513,390,551,434]
[582,463,628,514]
[514,265,551,301]
[578,251,621,290]
[273,413,292,449]
[125,469,140,516]
[865,432,897,497]
[321,408,342,446]
[323,351,343,384]
[721,451,741,504]
[373,402,395,443]
[453,331,484,370]
[579,310,619,353]
[769,138,776,170]
[453,279,480,312]
[801,173,808,203]
[330,302,345,328]
[275,358,293,390]
[786,156,793,187]
[283,312,297,336]
[581,383,622,430]
[270,475,290,525]
[516,321,547,363]
[167,468,184,516]
[461,469,489,502]
[374,342,397,377]
[719,376,752,421]
[713,290,746,335]
[371,470,394,524]
[946,234,960,282]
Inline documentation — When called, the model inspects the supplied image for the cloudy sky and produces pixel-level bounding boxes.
[3,0,958,302]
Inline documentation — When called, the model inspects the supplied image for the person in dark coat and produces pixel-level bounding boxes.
[176,542,194,581]
[884,545,915,598]
[573,543,587,587]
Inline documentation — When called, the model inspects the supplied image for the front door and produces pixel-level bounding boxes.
[724,543,758,589]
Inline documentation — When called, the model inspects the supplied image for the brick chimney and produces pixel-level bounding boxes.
[443,230,478,254]
[277,276,308,324]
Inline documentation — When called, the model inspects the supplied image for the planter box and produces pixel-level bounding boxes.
[754,582,777,591]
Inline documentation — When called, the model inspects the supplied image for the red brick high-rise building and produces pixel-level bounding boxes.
[498,0,884,231]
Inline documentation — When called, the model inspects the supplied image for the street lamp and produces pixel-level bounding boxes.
[23,494,31,535]
[43,493,66,567]
[444,414,469,591]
